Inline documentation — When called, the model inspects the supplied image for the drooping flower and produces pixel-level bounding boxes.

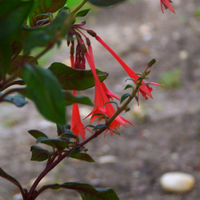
[93,35,161,101]
[84,45,133,135]
[67,23,134,137]
[160,0,175,14]
[101,82,120,101]
[71,100,86,140]
[70,55,86,140]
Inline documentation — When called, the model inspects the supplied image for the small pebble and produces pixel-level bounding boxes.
[178,50,189,61]
[160,172,195,193]
[97,155,117,164]
[13,193,22,200]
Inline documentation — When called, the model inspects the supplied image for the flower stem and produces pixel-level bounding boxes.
[107,78,143,127]
[0,80,25,91]
[70,0,88,15]
[0,88,27,102]
[79,66,149,146]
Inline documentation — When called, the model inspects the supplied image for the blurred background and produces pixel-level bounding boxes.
[1,0,200,199]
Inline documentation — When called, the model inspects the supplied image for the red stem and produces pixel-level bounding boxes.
[0,88,27,102]
[0,80,25,91]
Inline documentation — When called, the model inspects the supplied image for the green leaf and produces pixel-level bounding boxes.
[94,124,107,131]
[24,9,69,53]
[56,123,71,136]
[0,93,28,107]
[68,146,81,157]
[0,37,11,78]
[23,64,66,124]
[29,0,67,26]
[0,0,34,39]
[87,0,125,7]
[28,129,48,139]
[124,84,134,90]
[120,93,130,103]
[49,62,108,90]
[36,137,68,150]
[104,100,117,107]
[65,92,93,106]
[23,29,52,53]
[39,182,120,200]
[76,9,90,17]
[30,145,50,162]
[125,106,130,112]
[0,167,22,190]
[69,153,95,163]
[112,129,121,136]
[135,95,138,103]
[60,132,78,140]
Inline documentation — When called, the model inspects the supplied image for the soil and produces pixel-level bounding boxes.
[1,0,200,200]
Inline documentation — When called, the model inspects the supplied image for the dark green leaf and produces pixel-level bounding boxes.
[30,145,50,162]
[28,130,48,139]
[69,153,95,163]
[87,0,125,7]
[135,95,138,103]
[68,147,81,157]
[56,123,71,136]
[65,91,93,106]
[94,124,107,130]
[49,62,108,90]
[104,100,117,107]
[84,124,95,130]
[112,129,121,136]
[125,77,135,82]
[76,9,90,17]
[125,106,130,112]
[39,182,120,200]
[0,0,34,39]
[36,137,68,150]
[24,10,69,53]
[23,29,51,53]
[0,93,28,107]
[23,64,66,124]
[0,37,11,78]
[0,167,22,189]
[120,93,130,103]
[124,84,134,90]
[142,82,150,85]
[60,132,78,140]
[29,0,67,26]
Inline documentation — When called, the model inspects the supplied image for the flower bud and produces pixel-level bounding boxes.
[87,29,97,37]
[86,37,91,46]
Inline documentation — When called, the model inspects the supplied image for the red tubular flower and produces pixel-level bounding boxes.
[101,82,120,101]
[95,35,161,100]
[70,55,86,140]
[160,0,175,14]
[84,45,133,135]
[71,100,86,140]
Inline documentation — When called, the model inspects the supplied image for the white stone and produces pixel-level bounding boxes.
[160,172,195,193]
[178,50,189,61]
[13,193,22,200]
[97,155,117,164]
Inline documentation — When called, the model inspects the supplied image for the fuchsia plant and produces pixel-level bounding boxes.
[0,0,175,199]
